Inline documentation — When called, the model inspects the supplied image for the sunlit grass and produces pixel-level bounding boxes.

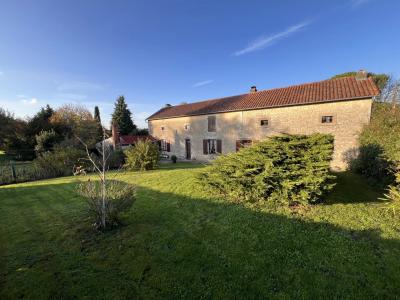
[0,163,399,298]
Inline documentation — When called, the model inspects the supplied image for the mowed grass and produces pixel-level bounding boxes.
[0,163,399,299]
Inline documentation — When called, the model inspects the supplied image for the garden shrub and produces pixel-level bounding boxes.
[351,103,400,184]
[124,139,159,171]
[171,155,177,163]
[76,179,136,228]
[107,149,126,170]
[199,134,335,206]
[34,146,85,178]
[384,166,400,203]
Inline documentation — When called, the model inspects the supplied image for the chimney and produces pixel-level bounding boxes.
[111,122,120,149]
[250,86,257,93]
[356,69,368,80]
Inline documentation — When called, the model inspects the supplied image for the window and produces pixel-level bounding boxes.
[184,124,190,131]
[159,139,170,152]
[161,125,166,131]
[260,119,269,126]
[236,139,252,151]
[203,139,222,154]
[208,116,216,132]
[321,116,333,124]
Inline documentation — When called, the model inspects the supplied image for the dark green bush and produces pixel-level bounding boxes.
[76,179,136,228]
[199,134,335,206]
[107,149,125,169]
[34,146,85,178]
[124,139,159,171]
[171,155,177,163]
[351,103,400,184]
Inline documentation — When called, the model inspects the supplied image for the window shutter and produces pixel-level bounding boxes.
[236,140,241,152]
[203,140,208,154]
[217,139,222,154]
[157,140,162,151]
[167,141,171,152]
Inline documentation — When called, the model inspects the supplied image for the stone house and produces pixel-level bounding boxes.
[147,71,380,170]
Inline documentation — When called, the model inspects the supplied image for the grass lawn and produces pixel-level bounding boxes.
[1,163,399,299]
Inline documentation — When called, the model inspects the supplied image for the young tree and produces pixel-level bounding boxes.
[111,96,136,135]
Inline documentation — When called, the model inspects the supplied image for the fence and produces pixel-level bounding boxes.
[0,161,39,185]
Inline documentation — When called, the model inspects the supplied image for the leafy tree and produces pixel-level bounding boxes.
[35,129,57,154]
[0,108,16,149]
[111,96,136,135]
[331,72,390,90]
[50,104,99,149]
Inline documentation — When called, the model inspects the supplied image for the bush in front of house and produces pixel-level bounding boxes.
[76,179,136,228]
[351,103,400,185]
[171,155,177,163]
[199,134,336,206]
[124,139,159,171]
[34,146,86,178]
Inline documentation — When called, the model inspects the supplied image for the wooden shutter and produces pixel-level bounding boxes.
[167,141,171,152]
[236,140,241,152]
[203,139,208,154]
[217,139,222,154]
[208,116,216,132]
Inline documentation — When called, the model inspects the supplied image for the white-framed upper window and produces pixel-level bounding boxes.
[184,124,190,131]
[321,116,333,124]
[260,119,269,127]
[161,125,166,131]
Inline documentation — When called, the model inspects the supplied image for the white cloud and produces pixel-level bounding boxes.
[21,98,38,105]
[233,21,311,56]
[193,80,213,87]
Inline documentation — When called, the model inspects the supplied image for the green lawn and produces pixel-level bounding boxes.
[1,163,399,299]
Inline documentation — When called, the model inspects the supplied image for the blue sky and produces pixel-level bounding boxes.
[0,0,399,128]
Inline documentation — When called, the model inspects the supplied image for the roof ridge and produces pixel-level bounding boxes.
[166,76,361,109]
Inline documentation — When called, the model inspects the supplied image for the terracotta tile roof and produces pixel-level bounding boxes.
[120,135,156,145]
[147,76,380,120]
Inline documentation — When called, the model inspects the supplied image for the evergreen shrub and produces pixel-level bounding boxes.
[199,134,335,205]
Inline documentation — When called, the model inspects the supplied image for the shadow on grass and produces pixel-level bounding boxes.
[324,171,386,205]
[1,181,399,299]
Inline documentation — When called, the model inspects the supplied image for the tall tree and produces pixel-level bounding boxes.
[331,71,390,90]
[94,106,104,142]
[111,96,136,135]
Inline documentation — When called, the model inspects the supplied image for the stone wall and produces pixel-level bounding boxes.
[148,98,373,170]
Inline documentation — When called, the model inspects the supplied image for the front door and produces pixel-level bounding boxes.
[185,139,191,160]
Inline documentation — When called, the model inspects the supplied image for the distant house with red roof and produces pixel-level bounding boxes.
[102,123,157,150]
[146,70,380,170]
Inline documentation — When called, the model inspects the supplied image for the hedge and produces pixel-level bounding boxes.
[199,134,335,206]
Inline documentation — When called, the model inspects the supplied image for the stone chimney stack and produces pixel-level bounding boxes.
[250,86,257,93]
[356,69,368,80]
[111,122,120,149]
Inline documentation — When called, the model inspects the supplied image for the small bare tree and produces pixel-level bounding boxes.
[75,128,111,228]
[379,76,400,111]
[75,129,135,230]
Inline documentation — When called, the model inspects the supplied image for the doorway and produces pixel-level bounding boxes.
[185,139,191,160]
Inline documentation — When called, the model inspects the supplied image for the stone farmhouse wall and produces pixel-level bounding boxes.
[148,98,372,170]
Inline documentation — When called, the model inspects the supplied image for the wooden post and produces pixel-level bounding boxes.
[10,161,16,182]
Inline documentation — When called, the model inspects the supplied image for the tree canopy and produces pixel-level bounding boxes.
[331,71,390,90]
[111,96,136,135]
